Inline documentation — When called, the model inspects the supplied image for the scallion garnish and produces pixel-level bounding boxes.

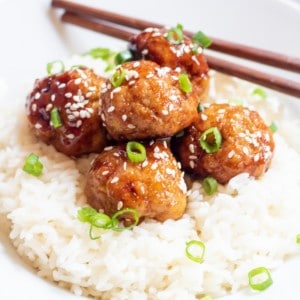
[77,207,139,240]
[111,208,139,232]
[185,240,205,263]
[202,176,218,195]
[296,234,300,244]
[192,31,212,49]
[197,103,205,113]
[229,98,243,106]
[269,121,278,133]
[167,23,184,44]
[110,67,126,87]
[126,141,146,163]
[50,108,62,128]
[46,60,65,75]
[248,267,273,291]
[199,127,222,153]
[252,87,267,100]
[200,295,212,300]
[22,153,43,177]
[179,73,192,93]
[115,50,133,65]
[86,47,114,60]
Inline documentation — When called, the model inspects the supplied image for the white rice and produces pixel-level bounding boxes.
[0,55,300,299]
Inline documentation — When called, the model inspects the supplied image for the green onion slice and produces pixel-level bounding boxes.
[248,267,273,291]
[252,87,267,100]
[46,60,65,75]
[192,31,212,49]
[77,207,98,222]
[86,47,114,60]
[115,50,133,65]
[269,121,278,133]
[202,176,218,195]
[126,141,147,163]
[296,234,300,244]
[110,67,126,87]
[111,208,139,232]
[22,153,43,177]
[89,225,102,240]
[199,127,222,153]
[167,23,184,44]
[88,213,112,229]
[229,98,243,106]
[50,108,62,128]
[185,240,205,263]
[179,73,192,93]
[197,103,205,113]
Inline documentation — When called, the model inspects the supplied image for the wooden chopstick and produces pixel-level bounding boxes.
[51,3,300,98]
[52,0,300,74]
[58,11,300,98]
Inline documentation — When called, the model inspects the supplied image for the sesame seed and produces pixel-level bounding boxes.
[128,80,136,85]
[141,160,148,168]
[189,160,195,169]
[65,92,72,98]
[74,78,82,85]
[58,83,66,89]
[34,92,41,100]
[104,146,113,151]
[146,73,154,79]
[141,48,149,55]
[123,162,127,171]
[31,103,37,112]
[133,61,140,68]
[162,109,169,115]
[151,162,158,170]
[254,153,260,162]
[46,103,53,111]
[243,146,249,155]
[76,120,82,128]
[51,94,56,102]
[189,144,195,153]
[35,123,42,129]
[102,170,109,175]
[66,133,75,139]
[201,114,208,121]
[107,106,115,113]
[86,92,93,98]
[113,152,120,157]
[189,155,197,160]
[191,55,200,65]
[122,114,127,122]
[169,95,178,101]
[166,168,176,177]
[111,177,119,184]
[117,201,123,210]
[228,150,235,158]
[127,124,136,129]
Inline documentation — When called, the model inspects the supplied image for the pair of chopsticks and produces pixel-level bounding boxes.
[51,0,300,98]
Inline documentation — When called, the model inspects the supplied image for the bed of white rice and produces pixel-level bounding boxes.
[0,55,300,300]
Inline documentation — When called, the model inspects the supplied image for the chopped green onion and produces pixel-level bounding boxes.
[110,67,126,87]
[111,208,139,232]
[71,64,86,70]
[179,73,192,93]
[46,60,65,75]
[88,213,112,229]
[89,225,102,240]
[115,50,133,65]
[296,234,300,244]
[269,121,278,133]
[22,153,43,177]
[229,98,243,106]
[252,87,267,100]
[199,127,222,153]
[77,207,98,222]
[126,141,146,163]
[202,176,218,195]
[192,31,212,49]
[50,108,62,128]
[185,240,205,263]
[197,103,205,113]
[86,47,114,60]
[167,23,184,44]
[175,130,185,138]
[248,267,273,291]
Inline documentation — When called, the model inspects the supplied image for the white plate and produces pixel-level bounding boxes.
[0,0,300,299]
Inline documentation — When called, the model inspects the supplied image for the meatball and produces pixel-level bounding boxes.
[171,103,275,184]
[101,60,200,141]
[129,27,209,101]
[85,140,187,222]
[26,67,108,156]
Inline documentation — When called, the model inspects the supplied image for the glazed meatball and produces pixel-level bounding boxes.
[172,103,275,184]
[101,60,200,141]
[26,68,108,156]
[129,27,209,101]
[85,140,187,222]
